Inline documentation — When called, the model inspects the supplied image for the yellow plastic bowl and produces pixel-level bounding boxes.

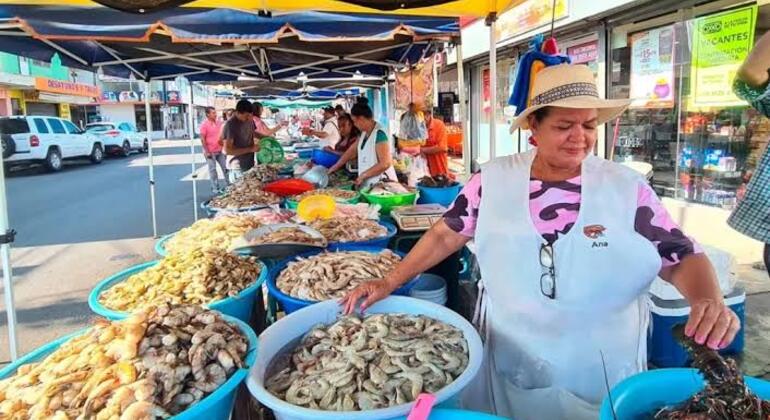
[296,195,336,222]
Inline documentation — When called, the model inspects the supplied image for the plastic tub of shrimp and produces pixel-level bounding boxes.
[0,315,258,420]
[599,368,770,419]
[266,245,417,314]
[326,219,398,249]
[247,295,483,420]
[88,259,268,323]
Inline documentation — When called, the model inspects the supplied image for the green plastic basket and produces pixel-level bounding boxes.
[360,190,418,214]
[258,137,284,164]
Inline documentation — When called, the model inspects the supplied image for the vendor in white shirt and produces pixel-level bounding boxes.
[302,106,340,149]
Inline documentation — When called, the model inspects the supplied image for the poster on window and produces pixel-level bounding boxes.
[395,56,435,110]
[690,5,757,107]
[630,25,675,108]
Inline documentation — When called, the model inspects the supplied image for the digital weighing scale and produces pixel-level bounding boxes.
[390,204,447,232]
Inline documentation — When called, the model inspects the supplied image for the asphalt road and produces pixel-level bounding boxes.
[0,139,216,362]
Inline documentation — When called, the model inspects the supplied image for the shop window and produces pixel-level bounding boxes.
[609,3,770,209]
[134,104,162,132]
[10,99,21,116]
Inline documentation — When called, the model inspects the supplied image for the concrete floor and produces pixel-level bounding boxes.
[737,263,770,379]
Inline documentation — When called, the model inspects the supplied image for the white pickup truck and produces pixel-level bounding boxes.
[1,116,104,172]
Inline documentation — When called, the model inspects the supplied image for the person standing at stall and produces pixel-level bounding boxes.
[199,106,228,193]
[302,106,340,149]
[331,113,360,155]
[421,107,450,177]
[340,65,738,420]
[222,99,259,182]
[252,102,283,139]
[328,102,397,188]
[728,31,770,277]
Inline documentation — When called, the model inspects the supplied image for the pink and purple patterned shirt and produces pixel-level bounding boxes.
[444,173,702,267]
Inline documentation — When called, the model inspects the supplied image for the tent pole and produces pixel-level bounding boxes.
[188,82,198,221]
[456,41,470,176]
[145,80,158,238]
[0,160,18,361]
[488,14,498,161]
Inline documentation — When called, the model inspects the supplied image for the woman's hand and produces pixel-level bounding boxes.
[685,298,740,350]
[339,279,397,314]
[354,176,364,187]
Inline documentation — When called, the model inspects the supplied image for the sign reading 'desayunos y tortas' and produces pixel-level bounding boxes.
[690,5,757,107]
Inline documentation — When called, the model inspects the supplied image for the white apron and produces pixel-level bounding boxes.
[465,150,661,420]
[358,122,397,189]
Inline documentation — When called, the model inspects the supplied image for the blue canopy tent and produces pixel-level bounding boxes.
[0,4,458,360]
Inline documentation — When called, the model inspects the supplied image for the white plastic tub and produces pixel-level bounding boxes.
[247,296,483,420]
[410,273,448,306]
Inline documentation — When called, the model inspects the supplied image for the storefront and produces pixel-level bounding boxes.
[24,77,100,120]
[608,0,769,211]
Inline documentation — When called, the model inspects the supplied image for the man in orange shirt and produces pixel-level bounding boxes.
[421,107,450,177]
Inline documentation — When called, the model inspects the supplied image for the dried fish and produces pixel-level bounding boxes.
[100,249,262,312]
[309,218,387,243]
[250,227,325,246]
[266,314,469,411]
[210,178,281,209]
[276,250,400,301]
[293,188,358,203]
[242,165,279,183]
[165,214,263,255]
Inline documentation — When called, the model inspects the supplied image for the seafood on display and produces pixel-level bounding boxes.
[164,214,263,254]
[418,175,455,188]
[0,304,248,419]
[293,188,358,203]
[210,180,281,209]
[99,249,262,312]
[241,165,279,183]
[327,171,354,189]
[276,250,400,301]
[309,218,387,243]
[249,226,326,247]
[265,313,469,411]
[653,324,770,419]
[365,182,413,196]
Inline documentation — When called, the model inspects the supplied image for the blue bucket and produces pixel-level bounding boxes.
[599,368,770,419]
[155,233,174,257]
[88,259,268,323]
[311,148,341,168]
[266,245,417,314]
[0,315,257,420]
[417,182,462,207]
[296,147,317,160]
[329,220,397,249]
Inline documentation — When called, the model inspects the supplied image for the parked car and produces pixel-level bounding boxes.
[85,122,148,157]
[0,116,104,172]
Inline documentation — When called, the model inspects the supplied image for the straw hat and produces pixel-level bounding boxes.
[511,64,631,130]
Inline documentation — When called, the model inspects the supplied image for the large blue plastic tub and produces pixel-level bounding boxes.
[417,182,462,207]
[0,315,258,420]
[329,220,397,249]
[88,259,267,322]
[266,245,417,314]
[599,368,770,419]
[295,147,317,160]
[311,148,341,168]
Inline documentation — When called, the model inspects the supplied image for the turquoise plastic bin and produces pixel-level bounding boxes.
[154,233,173,257]
[0,315,258,420]
[599,368,770,419]
[329,220,397,249]
[417,182,462,207]
[394,409,508,420]
[202,199,270,217]
[266,245,417,314]
[88,259,267,322]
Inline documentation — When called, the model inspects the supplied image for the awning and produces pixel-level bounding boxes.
[0,6,457,87]
[261,98,333,109]
[0,0,524,18]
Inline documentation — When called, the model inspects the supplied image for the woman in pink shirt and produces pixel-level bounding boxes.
[199,107,228,193]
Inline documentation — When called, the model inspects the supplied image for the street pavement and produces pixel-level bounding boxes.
[0,139,216,363]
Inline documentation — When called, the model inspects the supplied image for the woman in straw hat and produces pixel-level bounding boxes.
[340,64,738,419]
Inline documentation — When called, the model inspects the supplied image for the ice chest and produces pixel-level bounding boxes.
[648,286,745,368]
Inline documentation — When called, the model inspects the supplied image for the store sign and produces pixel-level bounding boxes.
[630,25,676,108]
[34,77,100,97]
[567,41,598,64]
[495,0,568,43]
[690,5,757,107]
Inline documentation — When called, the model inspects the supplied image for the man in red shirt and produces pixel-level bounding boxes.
[199,106,228,192]
[421,107,450,177]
